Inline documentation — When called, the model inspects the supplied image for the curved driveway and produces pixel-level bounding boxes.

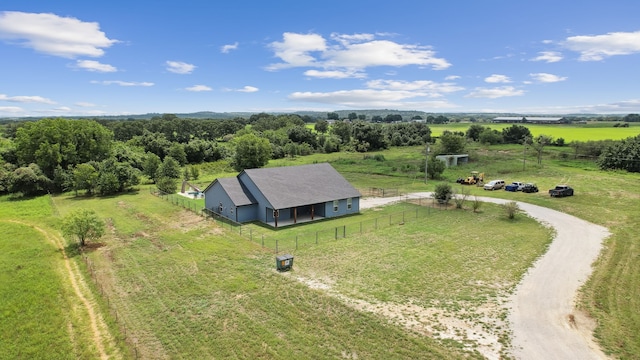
[360,192,610,360]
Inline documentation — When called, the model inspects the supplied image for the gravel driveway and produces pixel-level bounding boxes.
[360,193,610,359]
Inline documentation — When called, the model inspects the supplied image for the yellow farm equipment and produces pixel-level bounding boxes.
[457,171,484,186]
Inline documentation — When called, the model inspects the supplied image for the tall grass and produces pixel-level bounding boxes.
[0,221,76,359]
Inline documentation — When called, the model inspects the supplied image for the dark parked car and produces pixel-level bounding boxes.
[549,185,574,197]
[522,183,539,193]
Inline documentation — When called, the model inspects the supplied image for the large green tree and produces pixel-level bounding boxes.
[351,121,388,152]
[233,133,271,171]
[314,120,329,134]
[435,131,466,155]
[14,118,113,179]
[62,209,105,247]
[330,121,352,144]
[598,135,640,172]
[10,163,52,196]
[502,124,532,144]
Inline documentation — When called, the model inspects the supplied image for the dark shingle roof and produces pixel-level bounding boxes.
[242,163,360,209]
[216,177,256,206]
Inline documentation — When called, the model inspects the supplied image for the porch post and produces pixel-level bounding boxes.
[294,208,297,224]
[311,205,315,220]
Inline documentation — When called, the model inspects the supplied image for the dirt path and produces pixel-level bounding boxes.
[359,193,610,359]
[10,221,118,360]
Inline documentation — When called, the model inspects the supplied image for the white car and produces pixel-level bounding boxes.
[483,179,505,190]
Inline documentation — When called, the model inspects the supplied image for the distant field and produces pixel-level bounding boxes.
[429,123,640,141]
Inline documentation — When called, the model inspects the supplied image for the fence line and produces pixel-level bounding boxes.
[149,187,447,255]
[81,253,140,359]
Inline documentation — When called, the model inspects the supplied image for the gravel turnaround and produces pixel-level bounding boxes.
[360,193,611,360]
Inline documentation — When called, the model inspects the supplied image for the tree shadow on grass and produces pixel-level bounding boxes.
[64,242,106,258]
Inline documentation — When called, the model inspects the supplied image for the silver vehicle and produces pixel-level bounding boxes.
[483,179,505,190]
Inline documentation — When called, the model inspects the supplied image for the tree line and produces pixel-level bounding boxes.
[1,115,638,197]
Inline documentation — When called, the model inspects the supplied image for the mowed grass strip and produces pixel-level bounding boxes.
[60,192,481,359]
[0,221,75,359]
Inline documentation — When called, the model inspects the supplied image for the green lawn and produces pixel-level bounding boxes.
[429,122,640,141]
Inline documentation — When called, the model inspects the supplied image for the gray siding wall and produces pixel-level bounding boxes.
[238,172,273,223]
[323,197,360,218]
[236,204,258,223]
[204,182,236,220]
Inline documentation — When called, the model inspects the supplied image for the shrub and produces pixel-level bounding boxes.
[433,183,452,204]
[503,201,520,219]
[453,187,470,209]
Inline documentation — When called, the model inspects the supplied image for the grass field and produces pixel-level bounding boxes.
[0,196,126,359]
[2,141,639,359]
[429,122,640,141]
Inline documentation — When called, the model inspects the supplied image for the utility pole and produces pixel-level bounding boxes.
[523,135,530,171]
[425,144,430,184]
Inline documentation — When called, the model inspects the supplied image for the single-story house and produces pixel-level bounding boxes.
[203,163,361,227]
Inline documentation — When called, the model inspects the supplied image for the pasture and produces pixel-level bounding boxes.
[429,122,640,141]
[1,140,639,359]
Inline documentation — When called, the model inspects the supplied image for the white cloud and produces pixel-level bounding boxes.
[366,79,463,96]
[267,32,450,73]
[531,51,563,63]
[185,85,212,92]
[76,59,117,72]
[465,86,525,99]
[325,40,450,70]
[221,42,238,53]
[0,94,56,104]
[91,80,154,87]
[563,30,640,61]
[530,72,567,83]
[330,32,375,46]
[166,61,196,74]
[445,75,460,80]
[0,11,117,58]
[75,102,96,107]
[267,32,327,70]
[485,74,511,83]
[287,78,463,108]
[288,89,457,109]
[52,106,72,112]
[304,69,366,79]
[238,86,259,93]
[0,106,24,113]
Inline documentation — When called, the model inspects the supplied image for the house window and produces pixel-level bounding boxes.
[333,200,339,212]
[347,198,352,210]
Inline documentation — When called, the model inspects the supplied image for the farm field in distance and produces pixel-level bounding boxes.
[429,122,640,141]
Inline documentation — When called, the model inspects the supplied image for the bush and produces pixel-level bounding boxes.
[503,201,520,219]
[453,187,470,209]
[433,183,452,204]
[472,196,483,213]
[156,177,178,194]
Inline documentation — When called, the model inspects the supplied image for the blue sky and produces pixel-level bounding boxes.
[1,1,640,117]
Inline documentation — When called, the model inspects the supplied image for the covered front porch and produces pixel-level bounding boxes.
[265,213,325,227]
[265,203,326,228]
